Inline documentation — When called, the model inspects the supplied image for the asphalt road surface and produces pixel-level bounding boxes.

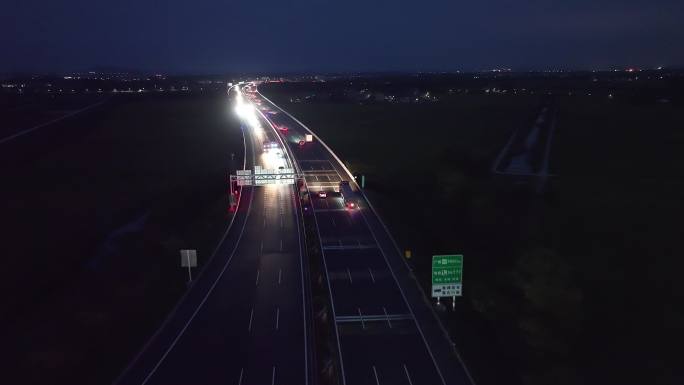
[117,84,473,385]
[116,88,311,385]
[254,87,474,385]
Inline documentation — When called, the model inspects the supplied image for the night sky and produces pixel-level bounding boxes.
[3,0,683,73]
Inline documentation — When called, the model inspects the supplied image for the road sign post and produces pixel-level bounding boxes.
[431,254,463,302]
[228,192,237,211]
[180,249,197,284]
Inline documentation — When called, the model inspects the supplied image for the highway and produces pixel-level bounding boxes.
[116,83,473,385]
[253,87,475,385]
[115,87,311,385]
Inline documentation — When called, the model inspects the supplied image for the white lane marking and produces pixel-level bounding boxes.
[270,98,460,384]
[258,104,308,385]
[278,269,282,285]
[286,130,344,385]
[248,308,254,332]
[255,270,260,286]
[280,239,283,251]
[331,217,336,227]
[290,117,453,385]
[403,364,413,385]
[372,365,380,385]
[280,216,284,229]
[260,241,263,255]
[272,366,276,385]
[238,368,244,385]
[368,268,375,283]
[264,217,266,229]
[383,307,392,329]
[357,207,448,385]
[358,308,365,329]
[275,307,280,330]
[0,99,108,145]
[136,160,254,385]
[347,268,353,284]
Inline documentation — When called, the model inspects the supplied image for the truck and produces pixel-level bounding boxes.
[339,180,358,209]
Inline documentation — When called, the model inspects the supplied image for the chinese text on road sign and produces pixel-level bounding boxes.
[432,254,463,297]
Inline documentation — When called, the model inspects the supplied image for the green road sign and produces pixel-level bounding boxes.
[432,254,463,297]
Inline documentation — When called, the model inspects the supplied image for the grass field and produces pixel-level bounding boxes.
[552,96,684,177]
[0,93,109,138]
[262,84,684,385]
[0,93,243,384]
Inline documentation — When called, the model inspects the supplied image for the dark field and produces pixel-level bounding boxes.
[0,93,109,138]
[0,93,242,384]
[552,98,684,176]
[262,84,684,385]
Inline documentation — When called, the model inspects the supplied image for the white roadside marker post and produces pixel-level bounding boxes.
[180,249,197,285]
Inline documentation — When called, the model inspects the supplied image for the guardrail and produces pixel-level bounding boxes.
[257,88,477,385]
[256,101,343,385]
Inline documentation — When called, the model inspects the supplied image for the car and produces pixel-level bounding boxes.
[263,140,279,151]
[318,191,327,198]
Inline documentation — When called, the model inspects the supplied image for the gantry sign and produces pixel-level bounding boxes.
[231,165,297,186]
